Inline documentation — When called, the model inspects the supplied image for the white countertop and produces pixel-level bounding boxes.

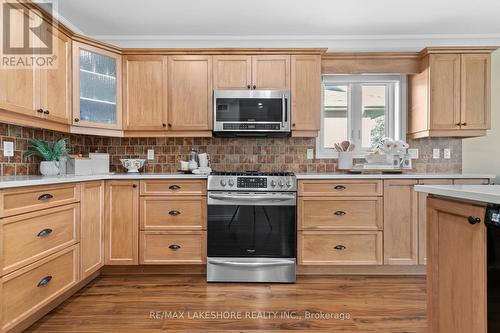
[0,172,494,189]
[415,185,500,205]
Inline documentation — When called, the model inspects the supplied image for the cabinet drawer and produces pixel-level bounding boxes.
[298,197,382,230]
[140,197,206,230]
[298,180,382,197]
[0,183,80,217]
[140,231,205,264]
[140,180,206,196]
[298,231,382,265]
[1,245,79,332]
[2,203,80,275]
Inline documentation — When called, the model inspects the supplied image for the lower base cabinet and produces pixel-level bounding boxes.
[298,231,383,265]
[1,245,80,332]
[427,197,487,333]
[140,231,206,264]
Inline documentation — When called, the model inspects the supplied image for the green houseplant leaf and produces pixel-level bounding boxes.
[25,138,69,161]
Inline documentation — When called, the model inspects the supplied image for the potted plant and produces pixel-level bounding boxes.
[25,138,69,176]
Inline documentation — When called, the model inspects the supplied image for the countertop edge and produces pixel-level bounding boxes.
[295,173,495,180]
[415,185,500,205]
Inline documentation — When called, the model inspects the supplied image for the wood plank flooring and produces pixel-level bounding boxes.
[27,275,426,332]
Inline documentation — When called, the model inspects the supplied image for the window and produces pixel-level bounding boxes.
[316,75,407,158]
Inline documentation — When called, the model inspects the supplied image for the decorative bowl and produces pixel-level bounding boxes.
[120,159,145,173]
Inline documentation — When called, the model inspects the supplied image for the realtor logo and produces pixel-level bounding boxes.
[1,0,57,68]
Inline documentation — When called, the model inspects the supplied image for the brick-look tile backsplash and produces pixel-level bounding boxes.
[0,122,462,176]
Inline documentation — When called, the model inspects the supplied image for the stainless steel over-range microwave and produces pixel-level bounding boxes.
[213,90,291,137]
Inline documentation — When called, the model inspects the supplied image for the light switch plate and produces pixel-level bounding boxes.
[433,148,440,159]
[147,149,155,160]
[408,148,419,159]
[3,141,14,157]
[444,148,451,159]
[306,149,314,160]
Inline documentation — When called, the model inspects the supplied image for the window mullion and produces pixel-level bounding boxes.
[350,84,362,148]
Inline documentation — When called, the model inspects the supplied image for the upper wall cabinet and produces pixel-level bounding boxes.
[168,55,212,131]
[72,42,122,130]
[213,55,290,90]
[0,5,71,128]
[408,50,492,139]
[291,55,321,136]
[123,55,168,131]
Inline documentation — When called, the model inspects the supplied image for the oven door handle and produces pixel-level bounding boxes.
[209,193,294,201]
[208,193,296,206]
[208,259,295,267]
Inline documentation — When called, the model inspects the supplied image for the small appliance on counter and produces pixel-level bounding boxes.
[207,171,296,283]
[179,149,212,175]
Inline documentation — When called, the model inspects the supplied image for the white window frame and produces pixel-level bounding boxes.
[316,74,407,159]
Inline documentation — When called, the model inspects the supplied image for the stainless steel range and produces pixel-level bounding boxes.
[207,172,296,283]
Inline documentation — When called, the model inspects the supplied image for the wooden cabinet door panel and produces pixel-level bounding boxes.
[252,55,290,90]
[213,55,251,90]
[105,181,139,265]
[291,55,321,133]
[124,55,167,130]
[427,197,486,333]
[460,54,490,130]
[429,54,461,130]
[167,55,212,130]
[39,28,71,124]
[417,179,453,265]
[383,180,418,265]
[81,181,105,278]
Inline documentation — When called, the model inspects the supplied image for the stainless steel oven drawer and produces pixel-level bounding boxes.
[207,257,296,283]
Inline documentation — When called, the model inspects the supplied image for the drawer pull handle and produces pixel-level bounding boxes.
[37,228,53,237]
[169,185,181,190]
[37,276,52,287]
[334,245,346,251]
[38,193,53,201]
[334,211,346,216]
[468,216,481,225]
[169,244,181,251]
[168,210,181,216]
[334,185,346,191]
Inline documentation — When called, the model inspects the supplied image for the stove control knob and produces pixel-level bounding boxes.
[286,180,293,187]
[270,180,277,188]
[278,180,284,187]
[228,179,235,187]
[220,179,227,187]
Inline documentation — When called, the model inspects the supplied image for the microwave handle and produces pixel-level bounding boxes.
[281,94,286,128]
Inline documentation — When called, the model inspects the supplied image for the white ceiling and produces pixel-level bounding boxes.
[54,0,500,51]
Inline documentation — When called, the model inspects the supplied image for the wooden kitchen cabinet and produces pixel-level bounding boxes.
[252,55,290,90]
[123,55,168,131]
[167,55,212,130]
[291,55,321,136]
[408,49,493,138]
[81,181,105,278]
[105,181,139,265]
[213,55,252,89]
[417,179,453,265]
[72,42,122,130]
[383,180,418,265]
[427,197,486,333]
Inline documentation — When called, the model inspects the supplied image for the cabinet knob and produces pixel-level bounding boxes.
[334,245,346,251]
[162,123,166,127]
[468,216,481,225]
[292,123,296,127]
[461,122,467,126]
[252,85,256,89]
[74,118,80,122]
[456,122,461,126]
[36,108,44,113]
[168,210,181,216]
[169,185,181,190]
[132,184,137,188]
[37,228,53,237]
[38,193,53,201]
[334,185,346,191]
[169,244,181,251]
[37,275,52,287]
[334,211,346,216]
[247,85,251,89]
[168,123,172,128]
[43,110,50,115]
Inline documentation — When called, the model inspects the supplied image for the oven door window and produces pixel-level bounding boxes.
[215,98,285,122]
[208,204,296,258]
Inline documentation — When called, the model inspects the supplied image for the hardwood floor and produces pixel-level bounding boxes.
[27,275,426,332]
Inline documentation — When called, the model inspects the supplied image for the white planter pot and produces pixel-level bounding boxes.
[40,161,60,176]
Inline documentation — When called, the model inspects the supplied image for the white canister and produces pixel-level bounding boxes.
[337,152,354,170]
[198,153,209,168]
[40,161,60,176]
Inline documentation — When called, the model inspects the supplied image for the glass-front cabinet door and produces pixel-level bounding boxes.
[72,42,122,129]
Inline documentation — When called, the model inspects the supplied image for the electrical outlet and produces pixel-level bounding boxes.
[408,148,419,159]
[444,148,451,159]
[432,148,440,159]
[147,149,155,160]
[306,149,314,160]
[3,141,14,157]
